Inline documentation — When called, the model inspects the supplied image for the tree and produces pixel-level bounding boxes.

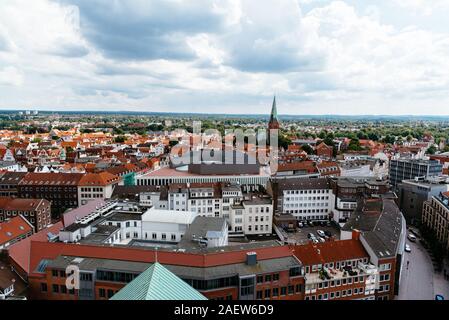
[301,144,314,155]
[348,138,362,151]
[114,136,126,143]
[278,135,292,150]
[426,145,437,155]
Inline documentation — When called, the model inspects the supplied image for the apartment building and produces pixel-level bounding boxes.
[293,239,378,300]
[18,173,84,218]
[0,197,51,231]
[78,172,121,206]
[0,172,27,197]
[168,184,188,211]
[329,177,391,224]
[187,183,222,217]
[422,192,449,251]
[341,197,406,300]
[269,178,334,222]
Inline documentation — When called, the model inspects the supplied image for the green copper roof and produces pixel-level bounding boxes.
[110,263,207,301]
[270,96,279,122]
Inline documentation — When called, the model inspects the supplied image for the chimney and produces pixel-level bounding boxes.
[352,229,361,241]
[246,252,257,266]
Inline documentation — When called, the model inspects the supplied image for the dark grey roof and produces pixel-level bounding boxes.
[343,198,404,258]
[276,177,330,192]
[48,255,150,273]
[165,256,300,280]
[112,185,168,201]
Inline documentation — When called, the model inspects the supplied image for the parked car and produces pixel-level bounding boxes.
[318,237,325,243]
[435,295,445,300]
[324,230,332,237]
[312,238,319,244]
[317,230,326,238]
[408,234,417,242]
[298,222,304,228]
[307,233,315,239]
[405,244,411,252]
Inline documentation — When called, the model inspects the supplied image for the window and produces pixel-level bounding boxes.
[257,275,263,284]
[281,287,287,296]
[52,270,59,277]
[273,288,279,297]
[264,289,271,299]
[273,273,279,281]
[41,283,47,292]
[99,288,106,298]
[171,234,176,241]
[61,285,67,294]
[288,285,294,295]
[295,284,301,293]
[257,290,263,299]
[107,289,115,298]
[265,274,272,282]
[52,284,59,293]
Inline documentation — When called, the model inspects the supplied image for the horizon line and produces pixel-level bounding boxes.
[1,109,449,118]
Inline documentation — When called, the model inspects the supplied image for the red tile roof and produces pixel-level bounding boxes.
[0,198,49,212]
[78,172,121,186]
[8,221,63,273]
[19,173,84,185]
[292,240,368,266]
[0,215,33,246]
[278,161,317,173]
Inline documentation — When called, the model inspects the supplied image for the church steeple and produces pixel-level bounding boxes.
[268,96,280,130]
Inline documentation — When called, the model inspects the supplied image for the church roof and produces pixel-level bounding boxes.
[110,262,207,300]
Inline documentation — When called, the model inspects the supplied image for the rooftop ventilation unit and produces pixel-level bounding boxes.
[246,252,257,266]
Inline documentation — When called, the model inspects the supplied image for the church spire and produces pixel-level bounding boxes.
[268,95,280,130]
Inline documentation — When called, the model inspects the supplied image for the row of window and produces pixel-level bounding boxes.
[99,288,118,299]
[307,258,368,273]
[40,283,74,295]
[256,284,301,299]
[285,190,330,195]
[257,273,280,284]
[306,287,366,300]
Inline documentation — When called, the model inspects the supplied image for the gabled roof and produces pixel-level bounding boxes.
[110,262,207,300]
[0,215,33,245]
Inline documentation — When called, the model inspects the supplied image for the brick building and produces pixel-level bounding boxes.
[17,173,84,218]
[292,239,378,300]
[20,240,304,301]
[316,142,333,159]
[0,197,51,231]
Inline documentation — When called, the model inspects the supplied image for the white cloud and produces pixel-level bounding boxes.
[392,0,449,16]
[0,0,449,114]
[0,66,23,86]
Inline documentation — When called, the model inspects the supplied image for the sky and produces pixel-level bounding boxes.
[1,0,449,115]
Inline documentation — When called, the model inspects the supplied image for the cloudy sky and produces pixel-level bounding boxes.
[1,0,449,115]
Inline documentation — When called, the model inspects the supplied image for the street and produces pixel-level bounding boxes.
[397,239,449,300]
